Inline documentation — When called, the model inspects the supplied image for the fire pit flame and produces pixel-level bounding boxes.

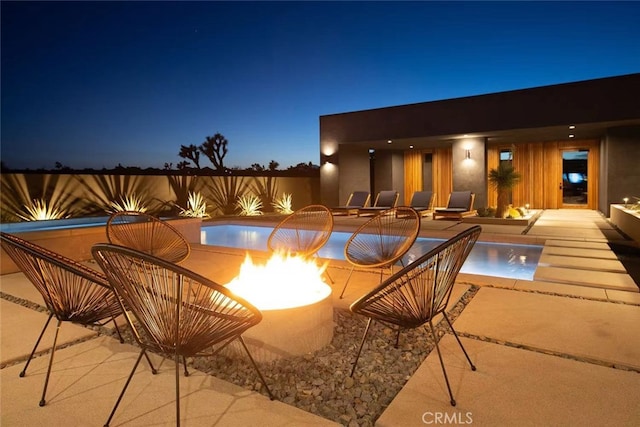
[226,252,332,310]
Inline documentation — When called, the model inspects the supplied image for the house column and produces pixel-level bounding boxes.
[452,137,487,209]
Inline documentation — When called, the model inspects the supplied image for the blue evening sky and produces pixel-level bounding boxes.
[2,1,639,170]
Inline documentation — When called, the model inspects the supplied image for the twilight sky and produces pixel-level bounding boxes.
[2,1,639,170]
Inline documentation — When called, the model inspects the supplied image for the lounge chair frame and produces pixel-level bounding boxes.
[433,191,476,220]
[331,191,371,216]
[408,191,436,217]
[357,190,399,216]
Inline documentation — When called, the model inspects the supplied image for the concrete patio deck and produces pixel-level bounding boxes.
[1,209,639,426]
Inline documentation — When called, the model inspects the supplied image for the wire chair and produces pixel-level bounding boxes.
[339,206,421,299]
[0,232,125,407]
[267,204,334,283]
[267,205,334,257]
[106,211,190,263]
[92,243,274,427]
[349,225,482,406]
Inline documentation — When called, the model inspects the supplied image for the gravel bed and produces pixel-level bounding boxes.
[193,286,479,426]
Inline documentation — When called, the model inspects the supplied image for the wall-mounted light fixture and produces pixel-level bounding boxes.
[321,153,336,165]
[465,149,471,159]
[623,197,629,208]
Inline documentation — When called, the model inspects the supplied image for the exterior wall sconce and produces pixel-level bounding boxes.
[465,149,471,159]
[623,197,629,208]
[322,153,337,165]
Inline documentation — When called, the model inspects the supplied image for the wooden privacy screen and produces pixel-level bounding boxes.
[488,139,599,210]
[406,139,599,210]
[404,147,452,207]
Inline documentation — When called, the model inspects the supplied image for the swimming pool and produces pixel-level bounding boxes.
[201,224,542,281]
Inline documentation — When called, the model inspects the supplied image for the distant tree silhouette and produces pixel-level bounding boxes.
[176,161,190,170]
[268,160,279,171]
[163,162,173,170]
[54,161,70,171]
[250,163,265,171]
[178,144,201,169]
[199,133,228,171]
[288,161,318,172]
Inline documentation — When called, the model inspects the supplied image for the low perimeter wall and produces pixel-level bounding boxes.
[610,204,640,243]
[0,217,202,275]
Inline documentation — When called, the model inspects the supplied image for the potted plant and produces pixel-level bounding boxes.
[488,163,522,218]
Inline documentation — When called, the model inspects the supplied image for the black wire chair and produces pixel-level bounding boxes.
[106,211,190,263]
[0,232,125,407]
[349,225,482,406]
[92,243,274,427]
[340,206,421,298]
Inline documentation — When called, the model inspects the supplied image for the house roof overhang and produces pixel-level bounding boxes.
[320,73,640,150]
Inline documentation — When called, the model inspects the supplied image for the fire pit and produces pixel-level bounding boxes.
[225,252,334,362]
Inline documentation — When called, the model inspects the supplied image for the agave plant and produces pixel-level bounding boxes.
[236,194,263,216]
[20,199,69,221]
[203,175,249,215]
[74,174,158,215]
[272,193,293,214]
[251,176,279,213]
[0,174,83,221]
[178,192,210,218]
[166,174,201,214]
[109,194,148,213]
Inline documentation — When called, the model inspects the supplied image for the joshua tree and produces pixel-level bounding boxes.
[199,133,228,171]
[178,144,201,169]
[488,163,521,218]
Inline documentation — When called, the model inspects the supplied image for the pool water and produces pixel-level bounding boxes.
[201,224,541,281]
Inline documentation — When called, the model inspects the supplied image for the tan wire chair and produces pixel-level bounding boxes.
[339,206,421,299]
[0,232,125,407]
[267,204,335,283]
[92,243,274,427]
[106,211,191,264]
[349,225,482,406]
[267,204,334,256]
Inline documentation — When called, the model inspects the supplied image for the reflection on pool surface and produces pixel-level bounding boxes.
[201,224,542,281]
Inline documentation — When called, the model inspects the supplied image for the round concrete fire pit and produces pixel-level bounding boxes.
[224,252,335,362]
[238,292,334,362]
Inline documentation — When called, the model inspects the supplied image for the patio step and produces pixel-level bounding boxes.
[534,238,638,293]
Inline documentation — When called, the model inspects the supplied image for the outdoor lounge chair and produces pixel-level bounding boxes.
[433,191,476,220]
[339,206,420,299]
[0,232,125,407]
[349,225,482,406]
[357,190,399,216]
[92,243,274,427]
[408,190,435,217]
[331,191,370,216]
[106,211,190,263]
